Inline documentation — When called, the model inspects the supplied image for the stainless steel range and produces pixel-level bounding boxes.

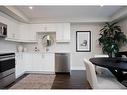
[0,53,15,88]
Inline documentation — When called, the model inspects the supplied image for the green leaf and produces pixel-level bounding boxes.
[98,22,127,56]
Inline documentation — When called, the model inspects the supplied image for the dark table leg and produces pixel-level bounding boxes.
[108,68,124,82]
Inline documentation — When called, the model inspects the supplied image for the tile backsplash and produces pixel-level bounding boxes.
[21,32,70,53]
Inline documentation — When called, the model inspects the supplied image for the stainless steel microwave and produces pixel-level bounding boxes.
[0,22,7,37]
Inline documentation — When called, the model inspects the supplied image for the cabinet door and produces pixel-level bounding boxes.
[56,23,70,42]
[46,53,55,72]
[23,53,33,71]
[63,23,70,42]
[19,24,27,40]
[42,53,55,72]
[18,53,55,73]
[7,23,14,39]
[7,22,20,39]
[56,24,64,41]
[25,25,36,41]
[32,53,43,71]
[19,24,36,42]
[30,24,45,32]
[0,14,20,40]
[44,24,56,32]
[31,53,55,72]
[15,53,24,78]
[30,24,56,32]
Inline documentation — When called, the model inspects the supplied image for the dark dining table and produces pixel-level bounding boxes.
[89,57,127,82]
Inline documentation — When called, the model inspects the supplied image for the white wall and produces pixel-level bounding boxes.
[118,18,127,51]
[70,23,103,70]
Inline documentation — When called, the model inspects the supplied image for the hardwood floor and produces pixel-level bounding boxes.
[6,70,91,89]
[52,70,91,89]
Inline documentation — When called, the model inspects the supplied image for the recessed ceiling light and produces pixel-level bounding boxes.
[28,6,33,9]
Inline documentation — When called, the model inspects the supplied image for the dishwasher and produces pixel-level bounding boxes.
[55,53,70,74]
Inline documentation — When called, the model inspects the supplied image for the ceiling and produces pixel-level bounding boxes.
[15,6,122,19]
[0,6,126,23]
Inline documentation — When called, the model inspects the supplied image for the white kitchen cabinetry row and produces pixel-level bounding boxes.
[6,23,70,42]
[15,53,55,78]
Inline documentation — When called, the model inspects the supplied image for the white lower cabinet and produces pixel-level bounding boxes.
[15,53,25,78]
[41,53,55,72]
[23,53,33,71]
[15,53,55,78]
[31,53,44,72]
[30,53,55,72]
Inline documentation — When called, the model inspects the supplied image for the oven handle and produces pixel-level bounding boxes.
[0,57,15,61]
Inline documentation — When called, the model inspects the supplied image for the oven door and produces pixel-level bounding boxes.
[0,56,15,73]
[0,56,15,88]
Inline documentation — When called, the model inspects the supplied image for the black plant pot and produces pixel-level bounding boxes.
[108,52,116,58]
[108,53,112,58]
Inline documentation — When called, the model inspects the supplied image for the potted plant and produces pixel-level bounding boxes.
[98,22,127,57]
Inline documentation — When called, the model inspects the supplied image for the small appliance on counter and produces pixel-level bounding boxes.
[0,53,15,88]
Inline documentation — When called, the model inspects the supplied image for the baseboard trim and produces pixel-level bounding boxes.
[25,71,55,74]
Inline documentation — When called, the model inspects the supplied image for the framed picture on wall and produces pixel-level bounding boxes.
[76,31,91,52]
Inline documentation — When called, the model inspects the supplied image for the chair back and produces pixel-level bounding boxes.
[84,59,98,88]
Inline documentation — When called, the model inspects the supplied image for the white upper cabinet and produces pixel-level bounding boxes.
[29,24,43,32]
[43,24,56,32]
[19,24,37,42]
[56,23,70,42]
[0,13,20,40]
[6,21,20,40]
[6,23,37,42]
[30,23,56,32]
[5,20,70,42]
